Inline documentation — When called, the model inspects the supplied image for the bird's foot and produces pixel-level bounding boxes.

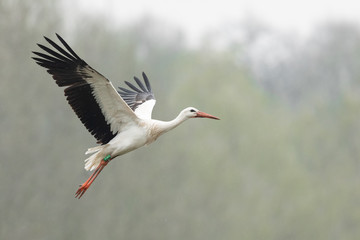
[75,183,89,199]
[75,159,109,199]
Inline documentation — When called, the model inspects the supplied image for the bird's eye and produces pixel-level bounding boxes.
[190,109,196,113]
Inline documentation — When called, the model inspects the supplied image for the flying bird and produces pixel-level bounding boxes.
[32,34,220,199]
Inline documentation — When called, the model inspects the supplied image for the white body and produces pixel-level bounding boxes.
[84,108,192,171]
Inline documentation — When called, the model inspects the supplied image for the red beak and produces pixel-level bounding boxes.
[195,111,220,120]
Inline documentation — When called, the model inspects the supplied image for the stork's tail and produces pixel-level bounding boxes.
[84,145,106,171]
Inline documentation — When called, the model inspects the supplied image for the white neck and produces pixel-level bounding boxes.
[154,111,189,134]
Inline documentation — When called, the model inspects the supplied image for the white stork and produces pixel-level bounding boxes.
[32,34,219,199]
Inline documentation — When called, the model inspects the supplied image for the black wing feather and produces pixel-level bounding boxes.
[118,72,155,111]
[55,33,81,60]
[142,72,152,92]
[32,34,116,144]
[124,80,142,93]
[133,77,147,92]
[44,36,78,61]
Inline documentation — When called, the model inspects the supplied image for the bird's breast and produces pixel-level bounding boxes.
[145,123,163,145]
[108,126,148,156]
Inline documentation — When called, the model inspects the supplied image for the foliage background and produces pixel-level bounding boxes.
[1,0,360,239]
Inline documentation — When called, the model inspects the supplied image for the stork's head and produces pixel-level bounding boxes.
[182,107,220,120]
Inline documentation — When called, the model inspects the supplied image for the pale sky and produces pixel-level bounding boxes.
[65,0,360,46]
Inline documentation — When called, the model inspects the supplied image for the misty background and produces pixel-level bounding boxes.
[1,0,360,239]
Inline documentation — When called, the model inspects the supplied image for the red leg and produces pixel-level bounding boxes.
[75,160,109,199]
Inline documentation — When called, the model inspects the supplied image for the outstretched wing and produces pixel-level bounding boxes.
[118,72,156,120]
[32,33,138,144]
